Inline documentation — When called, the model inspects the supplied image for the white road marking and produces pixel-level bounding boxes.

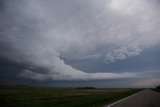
[104,89,147,107]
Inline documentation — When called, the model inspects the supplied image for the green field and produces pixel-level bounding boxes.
[0,86,142,107]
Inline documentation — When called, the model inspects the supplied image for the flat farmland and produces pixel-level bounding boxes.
[0,87,142,107]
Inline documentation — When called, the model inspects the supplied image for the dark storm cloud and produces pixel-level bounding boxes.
[0,0,160,87]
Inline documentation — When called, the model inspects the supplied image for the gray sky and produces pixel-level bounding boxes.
[0,0,160,88]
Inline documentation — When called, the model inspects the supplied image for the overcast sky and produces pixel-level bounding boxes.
[0,0,160,88]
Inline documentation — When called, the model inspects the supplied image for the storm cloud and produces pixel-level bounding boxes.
[0,0,160,81]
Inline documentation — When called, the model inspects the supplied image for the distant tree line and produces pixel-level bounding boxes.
[76,87,95,89]
[14,85,28,88]
[156,86,160,90]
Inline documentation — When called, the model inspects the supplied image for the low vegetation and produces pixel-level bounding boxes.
[0,86,142,107]
[156,86,160,90]
[152,85,160,93]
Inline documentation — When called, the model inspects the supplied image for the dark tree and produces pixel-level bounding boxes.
[156,86,160,90]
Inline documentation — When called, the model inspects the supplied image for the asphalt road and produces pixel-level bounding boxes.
[106,89,160,107]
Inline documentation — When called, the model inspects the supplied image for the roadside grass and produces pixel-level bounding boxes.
[0,87,142,107]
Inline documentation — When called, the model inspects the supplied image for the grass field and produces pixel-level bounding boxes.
[0,86,143,107]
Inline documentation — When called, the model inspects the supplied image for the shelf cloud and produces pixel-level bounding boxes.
[0,0,160,81]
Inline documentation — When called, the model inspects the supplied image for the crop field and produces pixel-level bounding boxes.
[0,86,142,107]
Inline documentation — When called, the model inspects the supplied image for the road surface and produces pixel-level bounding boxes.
[105,89,160,107]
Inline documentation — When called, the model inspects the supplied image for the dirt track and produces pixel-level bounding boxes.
[106,89,160,107]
